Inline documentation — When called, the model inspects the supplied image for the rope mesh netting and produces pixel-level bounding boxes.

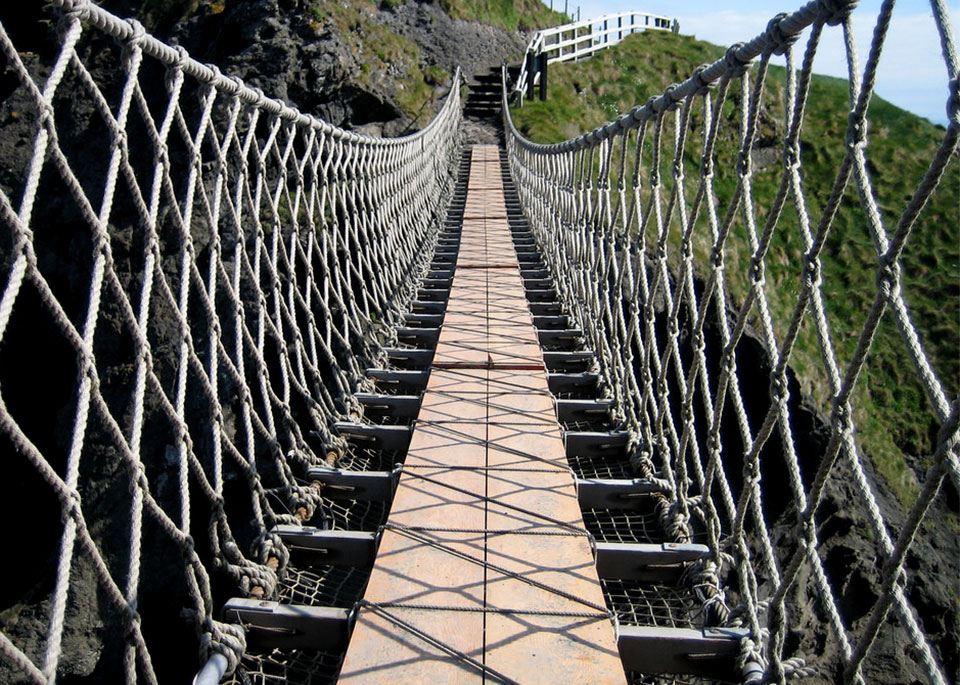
[504,0,958,682]
[0,0,461,681]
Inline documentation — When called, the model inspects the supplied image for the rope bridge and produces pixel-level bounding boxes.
[0,0,957,683]
[504,0,958,682]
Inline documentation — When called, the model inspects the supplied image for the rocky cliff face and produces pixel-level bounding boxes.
[99,0,528,135]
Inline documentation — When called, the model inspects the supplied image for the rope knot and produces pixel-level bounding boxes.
[801,516,818,541]
[875,256,899,299]
[226,75,246,96]
[60,0,92,29]
[691,329,705,351]
[736,149,750,177]
[37,100,58,138]
[783,141,801,169]
[657,377,669,396]
[724,43,753,78]
[199,620,246,678]
[832,401,851,432]
[765,13,799,56]
[769,373,788,402]
[692,64,715,96]
[123,18,147,48]
[707,432,721,454]
[62,488,83,526]
[701,154,714,177]
[818,0,858,26]
[667,317,680,337]
[948,76,959,126]
[846,111,869,149]
[802,253,821,288]
[748,255,764,284]
[737,634,767,678]
[721,346,736,372]
[710,246,724,269]
[744,458,761,482]
[654,84,682,113]
[257,530,290,570]
[172,44,189,68]
[629,103,649,123]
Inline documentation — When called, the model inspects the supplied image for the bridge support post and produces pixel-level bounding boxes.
[538,52,548,101]
[526,49,537,102]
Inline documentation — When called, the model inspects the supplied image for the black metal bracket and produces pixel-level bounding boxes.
[272,525,378,566]
[618,625,749,680]
[565,430,630,458]
[595,541,709,580]
[307,466,399,501]
[222,598,350,651]
[576,476,664,509]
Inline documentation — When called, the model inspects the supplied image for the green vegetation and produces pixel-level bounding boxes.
[511,31,959,508]
[437,0,568,31]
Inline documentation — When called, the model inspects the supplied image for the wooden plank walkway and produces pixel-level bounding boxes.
[339,146,623,683]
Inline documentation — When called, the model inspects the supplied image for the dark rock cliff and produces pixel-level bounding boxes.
[98,0,527,135]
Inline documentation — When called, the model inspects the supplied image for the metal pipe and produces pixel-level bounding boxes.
[741,659,764,685]
[192,653,229,685]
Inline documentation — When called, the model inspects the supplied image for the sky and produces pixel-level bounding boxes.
[550,0,959,125]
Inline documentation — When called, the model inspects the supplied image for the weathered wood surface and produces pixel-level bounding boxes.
[339,146,623,683]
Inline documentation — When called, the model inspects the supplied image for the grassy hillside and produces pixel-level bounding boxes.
[437,0,568,31]
[511,31,960,508]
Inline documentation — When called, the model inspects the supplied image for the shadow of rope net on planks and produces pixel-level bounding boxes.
[0,0,461,681]
[503,0,959,682]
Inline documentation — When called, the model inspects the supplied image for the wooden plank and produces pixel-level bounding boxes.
[340,608,483,683]
[341,145,622,683]
[485,613,622,683]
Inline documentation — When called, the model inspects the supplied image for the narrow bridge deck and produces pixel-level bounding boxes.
[339,146,623,682]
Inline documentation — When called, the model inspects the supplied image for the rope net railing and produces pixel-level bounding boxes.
[504,0,958,682]
[0,0,461,681]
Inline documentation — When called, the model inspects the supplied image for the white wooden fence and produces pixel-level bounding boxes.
[515,10,678,103]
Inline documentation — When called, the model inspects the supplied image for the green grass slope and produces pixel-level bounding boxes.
[437,0,568,30]
[511,31,959,508]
